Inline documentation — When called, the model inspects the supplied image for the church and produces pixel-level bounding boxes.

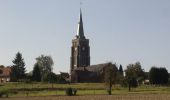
[70,10,112,83]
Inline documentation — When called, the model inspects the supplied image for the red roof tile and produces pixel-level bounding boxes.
[0,67,11,77]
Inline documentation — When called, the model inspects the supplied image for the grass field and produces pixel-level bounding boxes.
[0,82,170,98]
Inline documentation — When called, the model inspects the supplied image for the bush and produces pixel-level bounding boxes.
[0,88,9,98]
[72,88,77,95]
[65,88,77,96]
[149,67,169,85]
[66,88,73,96]
[120,77,128,87]
[107,89,111,95]
[43,72,67,84]
[129,77,138,88]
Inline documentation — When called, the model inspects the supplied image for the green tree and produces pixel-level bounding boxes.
[35,55,54,82]
[104,63,118,95]
[125,62,145,91]
[117,64,125,85]
[160,68,169,84]
[149,67,169,85]
[10,52,26,81]
[32,63,41,82]
[0,65,5,68]
[125,62,145,83]
[118,64,123,76]
[43,72,67,84]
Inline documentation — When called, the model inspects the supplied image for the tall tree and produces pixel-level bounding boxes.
[11,52,26,81]
[125,62,145,82]
[104,63,118,95]
[118,64,123,76]
[32,63,41,82]
[35,55,54,82]
[149,67,169,85]
[125,62,145,91]
[117,64,124,85]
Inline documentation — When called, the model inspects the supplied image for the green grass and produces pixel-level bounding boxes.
[1,82,106,90]
[0,82,170,97]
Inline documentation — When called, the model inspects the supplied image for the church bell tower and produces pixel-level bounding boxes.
[70,9,90,73]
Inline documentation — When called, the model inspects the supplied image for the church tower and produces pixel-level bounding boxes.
[70,9,90,73]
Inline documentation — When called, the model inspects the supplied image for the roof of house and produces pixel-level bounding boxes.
[0,67,11,77]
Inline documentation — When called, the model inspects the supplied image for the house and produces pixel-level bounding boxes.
[0,67,11,83]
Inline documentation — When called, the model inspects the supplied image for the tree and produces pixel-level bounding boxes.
[104,63,118,95]
[125,62,145,83]
[10,52,26,81]
[0,65,5,68]
[118,64,123,76]
[149,67,169,85]
[43,72,67,84]
[117,64,125,85]
[160,68,169,84]
[35,55,54,82]
[125,62,145,91]
[32,63,41,82]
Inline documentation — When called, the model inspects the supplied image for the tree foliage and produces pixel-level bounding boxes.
[10,52,26,81]
[125,62,145,83]
[149,67,169,85]
[118,64,123,76]
[129,77,138,88]
[32,63,41,82]
[35,55,54,82]
[124,62,145,91]
[0,65,5,68]
[45,72,67,83]
[104,63,118,94]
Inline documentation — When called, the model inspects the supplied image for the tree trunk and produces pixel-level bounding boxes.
[128,83,131,92]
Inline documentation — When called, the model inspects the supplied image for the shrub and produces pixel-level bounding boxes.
[66,88,73,96]
[0,88,9,98]
[44,72,67,84]
[120,77,128,87]
[65,88,77,96]
[107,88,111,95]
[72,88,77,95]
[149,67,169,85]
[130,77,138,88]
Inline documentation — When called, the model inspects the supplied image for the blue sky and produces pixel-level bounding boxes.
[0,0,170,73]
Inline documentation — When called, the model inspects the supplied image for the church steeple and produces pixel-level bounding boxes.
[76,9,85,39]
[70,8,90,73]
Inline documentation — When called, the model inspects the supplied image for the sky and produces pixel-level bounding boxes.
[0,0,170,73]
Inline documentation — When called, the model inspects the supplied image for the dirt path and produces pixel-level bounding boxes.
[1,94,170,100]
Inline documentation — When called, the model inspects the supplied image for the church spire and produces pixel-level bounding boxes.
[76,9,85,38]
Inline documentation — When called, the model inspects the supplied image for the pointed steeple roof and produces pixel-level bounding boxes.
[76,9,85,39]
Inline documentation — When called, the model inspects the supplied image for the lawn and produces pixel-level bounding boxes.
[0,82,170,98]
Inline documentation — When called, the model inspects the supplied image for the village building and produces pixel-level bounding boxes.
[0,67,11,83]
[71,63,112,82]
[70,9,111,83]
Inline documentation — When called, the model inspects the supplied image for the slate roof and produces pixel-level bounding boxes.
[75,63,110,73]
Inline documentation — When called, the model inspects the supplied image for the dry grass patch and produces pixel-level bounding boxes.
[1,94,170,100]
